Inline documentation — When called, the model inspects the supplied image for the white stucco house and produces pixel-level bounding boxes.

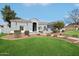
[0,18,52,34]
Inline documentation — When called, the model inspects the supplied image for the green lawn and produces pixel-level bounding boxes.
[0,36,79,56]
[0,33,6,37]
[64,30,79,38]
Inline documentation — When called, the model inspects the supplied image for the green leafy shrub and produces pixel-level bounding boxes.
[53,30,59,33]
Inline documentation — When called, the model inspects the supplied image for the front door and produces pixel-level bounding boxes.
[32,22,37,32]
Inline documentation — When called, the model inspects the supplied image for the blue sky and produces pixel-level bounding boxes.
[0,3,79,24]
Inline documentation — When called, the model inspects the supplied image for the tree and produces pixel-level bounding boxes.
[52,21,64,30]
[69,8,79,24]
[1,5,16,27]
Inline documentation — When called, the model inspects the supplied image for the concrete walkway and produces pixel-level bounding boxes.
[57,35,79,44]
[66,37,79,43]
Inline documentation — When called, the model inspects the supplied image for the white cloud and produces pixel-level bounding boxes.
[22,3,50,7]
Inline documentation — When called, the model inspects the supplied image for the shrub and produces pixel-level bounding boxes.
[62,30,65,32]
[39,31,43,33]
[24,30,29,36]
[53,34,57,37]
[53,30,59,33]
[14,30,21,38]
[51,21,64,30]
[47,33,51,36]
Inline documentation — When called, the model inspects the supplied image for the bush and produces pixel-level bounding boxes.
[53,30,59,33]
[53,34,57,37]
[14,30,21,38]
[52,21,64,30]
[24,30,29,36]
[47,33,51,36]
[39,31,43,33]
[62,30,65,32]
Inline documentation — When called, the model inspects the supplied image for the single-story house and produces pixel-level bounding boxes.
[0,18,52,34]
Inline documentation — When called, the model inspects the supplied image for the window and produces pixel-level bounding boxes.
[38,26,41,30]
[20,26,24,30]
[0,25,4,28]
[44,26,48,31]
[16,22,17,25]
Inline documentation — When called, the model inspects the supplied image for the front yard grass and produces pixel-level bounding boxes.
[0,33,6,37]
[0,36,79,56]
[64,30,79,38]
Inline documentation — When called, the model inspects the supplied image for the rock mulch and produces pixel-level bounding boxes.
[1,34,29,40]
[0,33,48,40]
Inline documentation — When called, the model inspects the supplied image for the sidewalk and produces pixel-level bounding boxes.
[66,37,79,43]
[57,35,79,44]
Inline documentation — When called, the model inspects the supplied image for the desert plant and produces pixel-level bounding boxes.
[39,31,43,33]
[24,30,29,36]
[14,30,21,38]
[53,34,58,37]
[47,33,51,36]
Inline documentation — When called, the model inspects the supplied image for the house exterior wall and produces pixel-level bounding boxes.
[0,25,11,34]
[11,21,33,33]
[0,19,52,34]
[0,28,1,33]
[38,24,47,31]
[11,22,26,30]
